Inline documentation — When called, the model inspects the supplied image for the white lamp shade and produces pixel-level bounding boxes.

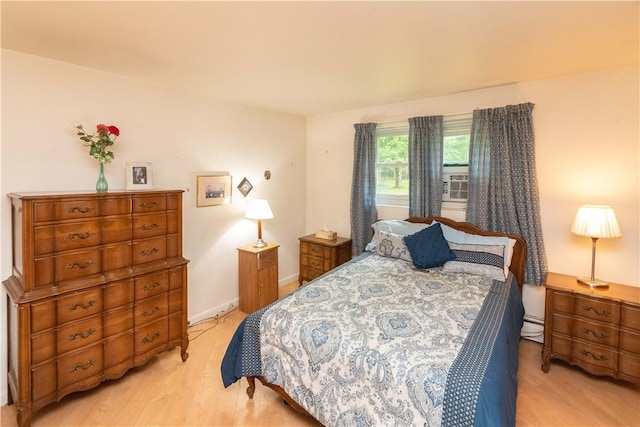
[244,199,274,220]
[571,205,621,239]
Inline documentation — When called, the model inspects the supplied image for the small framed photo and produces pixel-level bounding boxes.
[197,174,232,207]
[126,162,153,190]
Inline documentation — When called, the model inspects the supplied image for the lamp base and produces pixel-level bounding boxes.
[253,239,267,248]
[577,277,610,288]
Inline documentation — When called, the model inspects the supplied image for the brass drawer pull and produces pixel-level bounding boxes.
[311,247,322,254]
[142,306,161,316]
[66,231,94,240]
[69,300,96,311]
[310,260,321,267]
[69,328,96,340]
[68,206,93,214]
[66,260,93,270]
[68,359,95,372]
[142,331,161,344]
[141,223,159,231]
[141,247,160,256]
[582,328,608,339]
[143,281,162,291]
[140,201,159,209]
[580,349,608,361]
[582,305,610,317]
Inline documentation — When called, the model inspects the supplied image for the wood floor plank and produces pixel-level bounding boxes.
[2,282,639,427]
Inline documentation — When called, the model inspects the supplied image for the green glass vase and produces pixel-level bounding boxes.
[96,161,108,193]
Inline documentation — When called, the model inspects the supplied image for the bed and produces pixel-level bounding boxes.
[221,217,527,427]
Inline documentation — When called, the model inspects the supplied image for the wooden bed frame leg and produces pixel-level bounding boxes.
[246,376,256,399]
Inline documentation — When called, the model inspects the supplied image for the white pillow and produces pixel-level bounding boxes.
[365,220,430,252]
[375,231,413,262]
[436,221,516,280]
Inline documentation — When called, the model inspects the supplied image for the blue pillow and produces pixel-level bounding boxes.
[403,223,455,269]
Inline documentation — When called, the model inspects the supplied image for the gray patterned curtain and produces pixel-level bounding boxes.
[350,123,378,255]
[408,116,444,217]
[466,103,548,285]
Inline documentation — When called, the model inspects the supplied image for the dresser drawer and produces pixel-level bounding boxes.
[619,350,640,381]
[132,236,166,265]
[103,243,133,271]
[134,270,169,300]
[301,242,325,257]
[34,221,101,255]
[550,291,574,314]
[101,217,133,244]
[300,265,324,282]
[104,279,134,310]
[257,248,278,270]
[54,248,103,282]
[31,299,56,333]
[301,254,324,271]
[621,304,640,332]
[104,305,134,336]
[571,340,618,371]
[572,318,619,347]
[33,199,100,222]
[57,288,103,324]
[574,295,619,325]
[104,331,134,369]
[58,344,104,390]
[135,317,168,355]
[31,362,56,402]
[133,213,167,239]
[102,197,131,216]
[620,328,640,354]
[31,331,56,365]
[168,289,182,313]
[132,195,166,213]
[135,293,168,326]
[57,315,103,354]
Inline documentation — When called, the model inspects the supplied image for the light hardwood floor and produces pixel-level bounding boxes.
[2,283,639,427]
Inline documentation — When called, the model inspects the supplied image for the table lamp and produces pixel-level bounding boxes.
[571,205,621,288]
[244,199,274,248]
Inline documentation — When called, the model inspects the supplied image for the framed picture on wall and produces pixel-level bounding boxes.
[126,162,153,190]
[197,174,232,207]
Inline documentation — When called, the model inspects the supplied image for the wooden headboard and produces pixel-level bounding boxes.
[405,216,527,292]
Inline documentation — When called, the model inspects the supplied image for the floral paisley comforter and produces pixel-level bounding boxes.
[222,253,524,427]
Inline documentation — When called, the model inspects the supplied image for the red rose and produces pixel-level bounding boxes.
[108,125,120,136]
[96,124,109,134]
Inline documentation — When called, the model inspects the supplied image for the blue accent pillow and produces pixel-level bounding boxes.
[403,223,456,269]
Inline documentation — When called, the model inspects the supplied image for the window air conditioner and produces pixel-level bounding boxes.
[443,173,468,202]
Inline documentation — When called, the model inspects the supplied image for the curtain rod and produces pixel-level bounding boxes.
[363,110,473,126]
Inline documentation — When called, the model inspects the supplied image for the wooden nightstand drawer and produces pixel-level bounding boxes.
[571,340,618,372]
[574,295,619,325]
[572,318,618,347]
[620,328,640,354]
[621,304,640,331]
[257,248,278,270]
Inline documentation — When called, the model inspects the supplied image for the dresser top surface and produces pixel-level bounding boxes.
[8,189,183,199]
[299,234,351,247]
[545,272,640,305]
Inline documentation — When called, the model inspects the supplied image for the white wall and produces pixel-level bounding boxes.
[307,66,639,288]
[0,49,307,405]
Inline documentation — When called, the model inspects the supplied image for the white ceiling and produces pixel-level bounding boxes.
[2,1,638,117]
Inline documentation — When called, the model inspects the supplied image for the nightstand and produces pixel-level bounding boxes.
[298,234,352,285]
[238,243,279,313]
[542,272,640,383]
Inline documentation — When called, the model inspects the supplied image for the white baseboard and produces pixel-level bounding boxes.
[521,320,544,343]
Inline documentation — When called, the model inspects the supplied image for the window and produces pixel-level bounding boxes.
[375,115,471,207]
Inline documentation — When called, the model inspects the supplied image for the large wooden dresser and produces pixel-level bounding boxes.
[2,190,190,427]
